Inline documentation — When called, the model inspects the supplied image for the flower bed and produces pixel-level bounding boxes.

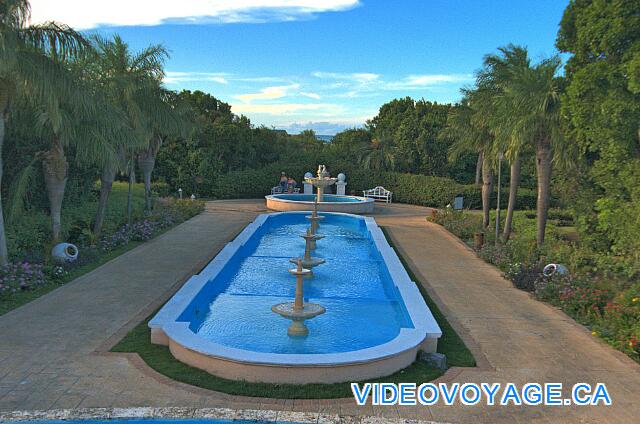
[0,199,204,309]
[429,209,640,362]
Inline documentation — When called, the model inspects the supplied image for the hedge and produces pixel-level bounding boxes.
[203,164,550,210]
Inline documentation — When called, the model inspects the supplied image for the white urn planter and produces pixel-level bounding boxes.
[51,243,79,263]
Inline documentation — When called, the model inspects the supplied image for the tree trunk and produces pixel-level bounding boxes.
[481,151,494,228]
[138,150,155,212]
[42,137,68,243]
[93,161,117,236]
[127,158,135,226]
[0,105,9,265]
[475,151,483,185]
[535,139,553,247]
[503,158,521,242]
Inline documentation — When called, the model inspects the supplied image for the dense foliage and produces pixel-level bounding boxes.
[557,0,640,262]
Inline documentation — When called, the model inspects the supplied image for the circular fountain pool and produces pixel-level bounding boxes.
[266,193,375,213]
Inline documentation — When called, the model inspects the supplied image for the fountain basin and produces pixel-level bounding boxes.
[149,212,441,384]
[266,194,374,214]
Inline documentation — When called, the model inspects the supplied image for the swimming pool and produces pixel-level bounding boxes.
[150,212,441,383]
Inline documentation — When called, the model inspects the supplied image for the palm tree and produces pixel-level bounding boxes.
[492,57,563,246]
[478,44,531,241]
[0,0,88,261]
[137,88,191,212]
[357,134,397,171]
[446,97,494,228]
[89,35,168,234]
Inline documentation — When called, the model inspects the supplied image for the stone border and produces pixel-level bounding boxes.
[265,195,375,214]
[148,212,442,383]
[0,408,449,424]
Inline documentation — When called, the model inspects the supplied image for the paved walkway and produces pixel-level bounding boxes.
[1,200,638,423]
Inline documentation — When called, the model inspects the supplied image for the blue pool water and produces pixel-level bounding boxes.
[273,194,364,203]
[178,213,413,354]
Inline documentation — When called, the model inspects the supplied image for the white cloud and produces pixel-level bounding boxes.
[299,91,321,99]
[235,83,300,102]
[312,71,380,82]
[387,74,473,88]
[232,102,340,116]
[29,0,360,29]
[163,71,229,84]
[276,120,367,135]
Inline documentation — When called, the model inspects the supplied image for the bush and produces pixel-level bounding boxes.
[205,163,544,210]
[504,262,543,292]
[151,181,171,197]
[428,208,482,240]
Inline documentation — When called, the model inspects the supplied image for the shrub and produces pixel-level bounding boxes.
[504,263,543,292]
[428,208,482,240]
[206,163,543,210]
[151,181,171,197]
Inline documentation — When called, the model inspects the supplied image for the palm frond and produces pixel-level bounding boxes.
[6,157,38,223]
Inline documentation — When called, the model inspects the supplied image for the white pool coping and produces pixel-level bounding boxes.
[149,211,441,367]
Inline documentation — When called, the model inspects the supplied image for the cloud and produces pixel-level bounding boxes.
[235,83,300,102]
[276,120,366,135]
[299,91,321,99]
[312,71,380,82]
[387,74,473,88]
[29,0,361,29]
[232,102,341,116]
[163,71,229,84]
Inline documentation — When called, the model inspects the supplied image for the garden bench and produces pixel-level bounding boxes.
[363,186,392,203]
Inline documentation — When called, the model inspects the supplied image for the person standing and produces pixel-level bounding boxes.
[287,176,297,193]
[279,172,288,192]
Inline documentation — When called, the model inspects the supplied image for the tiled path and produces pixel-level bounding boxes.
[1,200,638,423]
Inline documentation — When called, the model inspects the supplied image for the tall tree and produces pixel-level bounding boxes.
[479,44,531,241]
[89,35,168,233]
[357,134,397,171]
[138,88,191,211]
[557,0,640,259]
[492,57,564,246]
[446,98,494,228]
[0,0,88,259]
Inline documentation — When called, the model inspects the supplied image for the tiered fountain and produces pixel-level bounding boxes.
[305,165,337,203]
[272,259,326,337]
[306,199,324,250]
[272,182,331,337]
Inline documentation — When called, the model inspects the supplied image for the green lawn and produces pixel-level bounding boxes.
[111,226,475,399]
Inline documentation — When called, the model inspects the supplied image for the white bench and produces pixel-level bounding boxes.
[363,186,392,203]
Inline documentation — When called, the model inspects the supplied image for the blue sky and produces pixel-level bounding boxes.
[32,0,569,134]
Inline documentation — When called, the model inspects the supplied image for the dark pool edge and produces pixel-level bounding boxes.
[0,407,448,424]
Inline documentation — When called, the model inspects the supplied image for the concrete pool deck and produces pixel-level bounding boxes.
[0,200,639,423]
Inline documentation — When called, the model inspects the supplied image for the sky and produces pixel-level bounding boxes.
[30,0,569,135]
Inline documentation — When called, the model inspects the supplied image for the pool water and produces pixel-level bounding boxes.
[178,213,413,354]
[273,194,364,203]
